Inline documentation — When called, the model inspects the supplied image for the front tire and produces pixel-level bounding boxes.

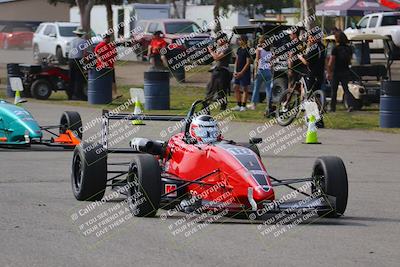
[30,79,52,99]
[60,111,82,139]
[71,142,107,201]
[127,154,161,217]
[312,156,348,218]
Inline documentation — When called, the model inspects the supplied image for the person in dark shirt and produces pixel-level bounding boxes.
[232,35,251,111]
[205,32,232,110]
[287,29,307,90]
[328,31,356,112]
[298,30,326,92]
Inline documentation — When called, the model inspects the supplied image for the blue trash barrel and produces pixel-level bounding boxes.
[6,63,22,97]
[88,68,113,104]
[144,70,170,110]
[380,81,400,128]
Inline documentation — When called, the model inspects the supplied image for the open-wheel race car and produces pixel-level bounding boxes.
[72,100,348,219]
[0,99,81,148]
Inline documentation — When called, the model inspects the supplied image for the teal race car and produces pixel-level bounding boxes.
[0,99,81,148]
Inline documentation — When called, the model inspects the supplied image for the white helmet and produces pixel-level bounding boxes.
[189,115,221,144]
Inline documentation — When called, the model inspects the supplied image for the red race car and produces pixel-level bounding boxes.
[0,25,33,50]
[71,100,348,219]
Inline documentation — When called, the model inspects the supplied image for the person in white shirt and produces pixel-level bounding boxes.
[68,28,87,100]
[247,36,273,117]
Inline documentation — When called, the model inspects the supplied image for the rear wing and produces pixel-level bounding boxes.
[101,109,186,153]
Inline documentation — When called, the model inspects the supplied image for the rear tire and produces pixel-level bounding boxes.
[312,156,348,218]
[30,79,52,100]
[276,89,300,126]
[272,77,287,103]
[71,142,107,201]
[127,154,161,217]
[60,111,82,139]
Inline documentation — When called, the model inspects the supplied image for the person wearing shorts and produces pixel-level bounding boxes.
[232,35,251,111]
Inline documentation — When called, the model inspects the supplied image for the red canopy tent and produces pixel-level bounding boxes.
[316,0,395,30]
[316,0,392,16]
[379,0,400,9]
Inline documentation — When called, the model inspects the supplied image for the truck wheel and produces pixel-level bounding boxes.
[30,79,52,99]
[127,154,161,217]
[56,47,66,65]
[312,156,348,218]
[60,111,82,139]
[71,142,107,201]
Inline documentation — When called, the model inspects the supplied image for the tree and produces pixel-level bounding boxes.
[304,0,316,30]
[213,0,296,32]
[48,0,94,37]
[213,0,222,32]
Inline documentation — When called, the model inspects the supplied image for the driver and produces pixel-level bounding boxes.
[189,115,221,144]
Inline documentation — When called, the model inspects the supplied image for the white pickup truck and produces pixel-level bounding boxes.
[345,12,400,50]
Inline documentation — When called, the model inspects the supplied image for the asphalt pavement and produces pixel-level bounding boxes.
[0,101,399,267]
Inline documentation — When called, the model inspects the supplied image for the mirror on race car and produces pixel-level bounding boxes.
[9,77,24,92]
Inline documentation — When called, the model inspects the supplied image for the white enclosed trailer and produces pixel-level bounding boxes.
[70,3,170,39]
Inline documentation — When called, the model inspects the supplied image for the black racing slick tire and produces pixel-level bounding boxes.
[312,156,348,218]
[60,111,82,139]
[127,154,161,217]
[72,142,107,201]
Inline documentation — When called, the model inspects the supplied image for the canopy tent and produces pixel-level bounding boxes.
[379,0,400,9]
[316,0,392,16]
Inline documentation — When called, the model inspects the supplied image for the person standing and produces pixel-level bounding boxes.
[287,29,307,92]
[147,31,168,68]
[247,36,273,117]
[327,31,356,112]
[232,35,251,111]
[205,32,232,110]
[68,28,87,100]
[298,30,326,92]
[94,33,122,100]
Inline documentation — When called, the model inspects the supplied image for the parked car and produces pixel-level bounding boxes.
[0,24,34,49]
[345,12,400,51]
[131,19,213,64]
[32,22,80,64]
